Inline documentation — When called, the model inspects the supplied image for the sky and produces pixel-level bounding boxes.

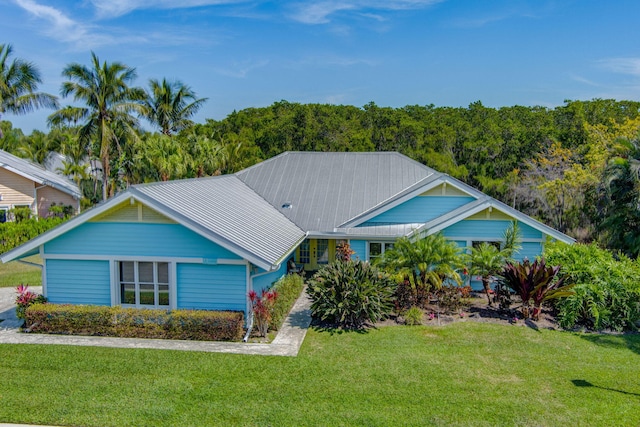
[2,0,640,133]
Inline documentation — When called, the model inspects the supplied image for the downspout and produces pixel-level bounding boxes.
[243,265,281,343]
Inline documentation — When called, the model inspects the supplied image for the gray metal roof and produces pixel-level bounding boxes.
[0,149,81,198]
[132,175,306,269]
[236,152,435,232]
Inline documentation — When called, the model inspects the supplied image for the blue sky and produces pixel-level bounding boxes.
[2,0,640,133]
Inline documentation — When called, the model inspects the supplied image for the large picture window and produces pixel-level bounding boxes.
[119,261,170,307]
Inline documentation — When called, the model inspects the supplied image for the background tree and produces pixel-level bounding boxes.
[0,44,58,138]
[144,78,207,136]
[57,52,145,200]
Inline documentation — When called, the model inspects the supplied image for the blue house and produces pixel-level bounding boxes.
[1,152,574,317]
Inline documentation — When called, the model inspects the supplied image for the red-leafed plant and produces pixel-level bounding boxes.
[248,289,278,337]
[497,258,573,320]
[15,284,46,319]
[335,242,355,262]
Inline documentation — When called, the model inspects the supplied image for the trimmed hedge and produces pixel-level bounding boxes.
[0,217,65,254]
[25,304,244,341]
[269,273,305,330]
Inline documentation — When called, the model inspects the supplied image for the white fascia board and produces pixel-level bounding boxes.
[0,192,132,263]
[128,189,278,271]
[337,174,449,228]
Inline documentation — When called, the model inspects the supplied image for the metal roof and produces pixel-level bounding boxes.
[132,175,306,269]
[0,149,81,198]
[236,152,436,232]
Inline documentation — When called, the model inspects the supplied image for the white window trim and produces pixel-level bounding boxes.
[116,260,174,310]
[367,241,395,261]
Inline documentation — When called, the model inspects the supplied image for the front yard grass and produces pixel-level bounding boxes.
[0,323,638,426]
[0,255,42,287]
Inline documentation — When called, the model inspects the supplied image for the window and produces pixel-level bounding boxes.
[299,240,310,264]
[472,241,500,250]
[368,242,394,261]
[317,239,329,265]
[0,207,7,223]
[119,261,170,307]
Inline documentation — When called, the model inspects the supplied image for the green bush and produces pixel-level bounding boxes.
[545,242,640,331]
[404,306,423,325]
[24,304,244,341]
[307,259,396,329]
[269,273,304,330]
[0,217,65,253]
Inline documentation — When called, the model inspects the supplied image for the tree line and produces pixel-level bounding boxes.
[3,43,640,256]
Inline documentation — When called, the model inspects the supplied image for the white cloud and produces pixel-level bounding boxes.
[89,0,248,18]
[13,0,114,48]
[213,59,270,78]
[289,0,443,24]
[598,57,640,77]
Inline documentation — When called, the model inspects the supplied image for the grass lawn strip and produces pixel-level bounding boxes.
[0,255,42,287]
[0,322,638,426]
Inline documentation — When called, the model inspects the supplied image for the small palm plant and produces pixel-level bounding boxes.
[497,258,574,320]
[466,221,522,305]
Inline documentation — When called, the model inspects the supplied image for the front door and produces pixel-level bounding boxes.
[297,239,334,271]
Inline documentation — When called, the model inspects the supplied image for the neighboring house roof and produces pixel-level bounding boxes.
[0,149,81,199]
[236,151,436,232]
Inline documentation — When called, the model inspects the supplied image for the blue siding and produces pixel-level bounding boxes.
[517,242,543,262]
[349,240,367,261]
[453,240,468,250]
[253,261,287,293]
[442,220,543,240]
[44,223,241,260]
[46,259,111,305]
[361,196,475,225]
[177,263,246,312]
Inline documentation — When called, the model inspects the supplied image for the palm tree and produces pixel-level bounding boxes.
[378,232,464,297]
[144,78,207,136]
[466,222,522,305]
[57,52,145,200]
[0,44,58,138]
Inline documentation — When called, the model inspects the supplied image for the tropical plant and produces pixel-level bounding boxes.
[497,258,573,320]
[377,233,464,300]
[403,306,423,325]
[15,284,46,319]
[143,78,207,136]
[248,289,278,337]
[466,222,521,305]
[56,52,146,200]
[546,241,640,331]
[307,259,396,329]
[0,44,58,138]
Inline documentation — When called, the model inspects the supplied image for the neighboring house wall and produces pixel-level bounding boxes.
[36,185,79,218]
[0,168,34,212]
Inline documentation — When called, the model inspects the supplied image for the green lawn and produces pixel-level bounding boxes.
[0,256,42,287]
[0,323,638,426]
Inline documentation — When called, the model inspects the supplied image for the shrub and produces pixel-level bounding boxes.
[546,242,640,331]
[307,259,396,329]
[270,273,304,330]
[435,284,468,314]
[15,284,46,319]
[404,306,423,325]
[24,304,244,341]
[0,217,65,253]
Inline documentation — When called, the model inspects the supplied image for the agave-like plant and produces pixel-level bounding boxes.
[497,258,574,320]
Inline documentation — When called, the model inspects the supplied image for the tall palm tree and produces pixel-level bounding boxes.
[466,222,522,305]
[57,52,145,200]
[144,78,207,136]
[0,44,58,138]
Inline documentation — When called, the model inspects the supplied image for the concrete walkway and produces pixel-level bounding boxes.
[0,286,312,357]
